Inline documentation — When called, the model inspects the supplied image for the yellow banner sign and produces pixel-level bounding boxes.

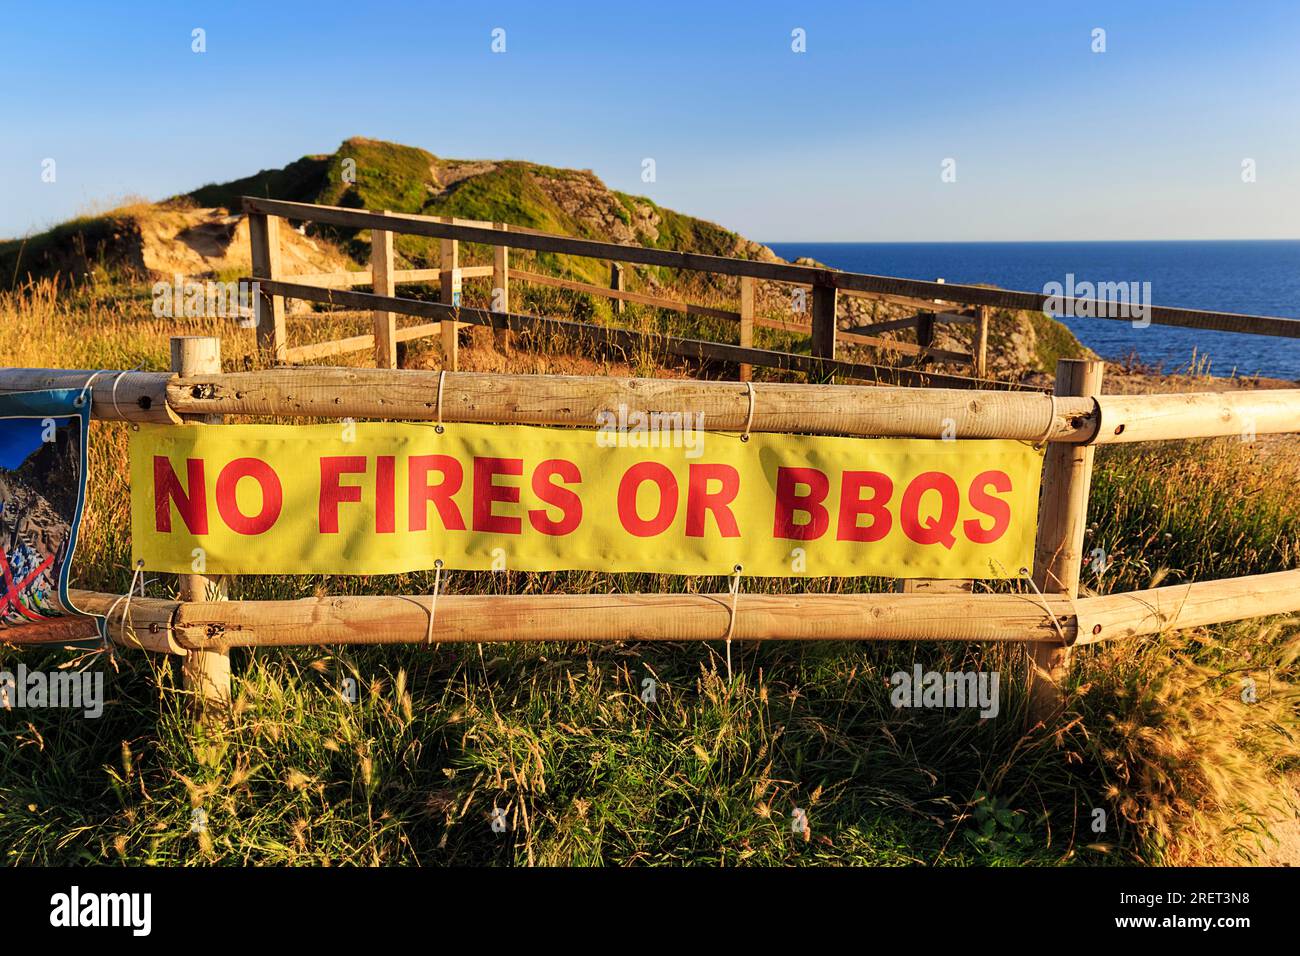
[129,422,1042,578]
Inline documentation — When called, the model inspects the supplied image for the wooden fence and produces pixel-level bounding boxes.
[241,197,1300,392]
[4,346,1300,725]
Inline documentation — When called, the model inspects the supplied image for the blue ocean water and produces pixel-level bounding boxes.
[766,241,1300,381]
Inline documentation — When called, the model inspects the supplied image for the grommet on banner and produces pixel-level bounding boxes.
[75,367,142,424]
[724,563,743,681]
[435,370,446,434]
[425,559,444,645]
[75,370,107,408]
[740,381,755,442]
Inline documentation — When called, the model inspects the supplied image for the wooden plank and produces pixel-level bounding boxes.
[171,337,231,710]
[440,222,460,370]
[284,266,493,289]
[492,228,511,309]
[974,306,990,377]
[810,282,837,360]
[167,365,1090,441]
[1028,358,1105,726]
[845,315,921,336]
[247,213,286,365]
[742,312,972,362]
[255,278,1023,390]
[396,321,443,343]
[284,323,446,364]
[739,276,754,382]
[1075,569,1300,645]
[838,330,972,363]
[895,311,938,369]
[244,195,830,284]
[916,312,936,350]
[492,225,511,349]
[285,335,375,363]
[0,616,100,644]
[75,568,1300,654]
[1093,389,1300,444]
[371,211,397,369]
[0,365,1101,437]
[610,263,625,316]
[0,369,177,424]
[169,591,1078,650]
[283,270,372,289]
[831,272,1300,339]
[839,289,970,313]
[513,269,741,322]
[68,591,183,654]
[243,198,1300,340]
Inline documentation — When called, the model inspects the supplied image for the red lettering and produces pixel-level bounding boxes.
[686,463,740,538]
[153,456,207,534]
[617,462,678,537]
[375,455,396,534]
[837,471,893,542]
[900,472,960,549]
[529,459,582,536]
[473,457,523,534]
[319,456,367,534]
[773,467,829,540]
[964,470,1013,544]
[214,457,282,535]
[408,455,466,531]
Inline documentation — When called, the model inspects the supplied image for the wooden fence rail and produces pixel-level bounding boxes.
[242,198,1002,380]
[71,567,1300,653]
[5,366,1300,445]
[241,196,1300,385]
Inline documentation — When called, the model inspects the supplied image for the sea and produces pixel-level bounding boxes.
[765,240,1300,381]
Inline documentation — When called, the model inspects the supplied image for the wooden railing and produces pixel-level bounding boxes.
[5,349,1300,725]
[241,197,1300,392]
[242,198,1002,387]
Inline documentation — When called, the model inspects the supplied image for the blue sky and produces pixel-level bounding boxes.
[2,0,1298,241]
[0,418,54,470]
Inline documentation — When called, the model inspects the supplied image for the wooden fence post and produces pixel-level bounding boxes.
[973,306,990,378]
[440,223,461,370]
[171,336,231,712]
[811,281,837,361]
[610,263,625,316]
[916,311,937,359]
[739,276,755,382]
[372,210,397,369]
[1028,358,1105,726]
[492,223,510,350]
[248,213,285,366]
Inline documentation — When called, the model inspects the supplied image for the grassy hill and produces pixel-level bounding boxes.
[182,137,773,293]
